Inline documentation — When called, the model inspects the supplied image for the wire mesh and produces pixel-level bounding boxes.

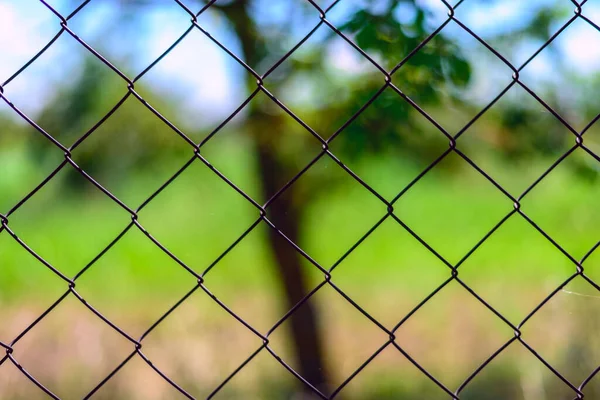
[1,0,600,399]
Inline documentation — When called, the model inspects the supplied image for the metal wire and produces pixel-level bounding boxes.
[1,0,599,398]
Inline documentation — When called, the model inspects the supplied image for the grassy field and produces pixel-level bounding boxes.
[1,140,600,399]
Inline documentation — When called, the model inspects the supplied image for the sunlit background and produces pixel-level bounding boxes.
[1,0,600,399]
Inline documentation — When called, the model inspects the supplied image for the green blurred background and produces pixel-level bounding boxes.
[1,0,600,398]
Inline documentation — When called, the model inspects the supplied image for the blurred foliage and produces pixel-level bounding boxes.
[2,3,600,397]
[3,0,598,188]
[23,58,189,188]
[330,2,471,160]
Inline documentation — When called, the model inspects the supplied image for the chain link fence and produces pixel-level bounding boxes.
[1,0,600,399]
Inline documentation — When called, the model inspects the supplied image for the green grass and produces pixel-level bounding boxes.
[2,142,600,399]
[2,141,599,311]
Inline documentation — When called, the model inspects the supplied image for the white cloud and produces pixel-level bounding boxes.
[3,0,600,123]
[0,2,62,115]
[560,7,600,75]
[0,3,235,125]
[143,11,238,126]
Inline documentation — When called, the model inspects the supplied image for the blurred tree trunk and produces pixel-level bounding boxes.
[219,0,329,395]
[255,133,329,395]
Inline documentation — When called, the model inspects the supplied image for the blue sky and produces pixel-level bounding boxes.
[1,0,600,125]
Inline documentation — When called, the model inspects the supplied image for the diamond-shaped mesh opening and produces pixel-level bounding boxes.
[86,353,191,400]
[393,151,512,263]
[132,21,251,138]
[136,158,258,270]
[65,1,194,79]
[135,289,265,399]
[394,281,513,391]
[521,277,600,385]
[7,295,133,399]
[458,356,524,400]
[458,215,574,324]
[266,284,390,395]
[325,0,451,71]
[459,340,576,400]
[192,1,323,77]
[210,349,298,399]
[260,24,383,135]
[327,85,449,199]
[327,217,449,328]
[194,127,264,202]
[68,95,195,207]
[73,226,196,336]
[332,343,451,399]
[456,83,576,195]
[391,17,516,134]
[452,0,573,67]
[197,220,287,333]
[2,29,127,131]
[520,149,600,260]
[274,155,384,267]
[5,165,131,278]
[517,14,600,132]
[200,90,325,203]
